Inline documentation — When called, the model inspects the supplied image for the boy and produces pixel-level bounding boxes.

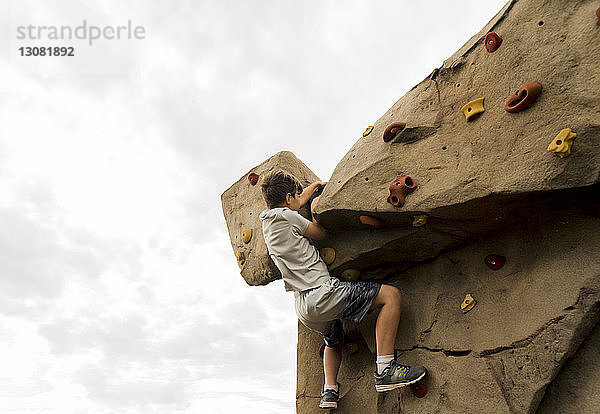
[259,171,426,409]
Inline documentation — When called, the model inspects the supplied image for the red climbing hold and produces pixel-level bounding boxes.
[484,32,502,53]
[248,172,259,185]
[596,6,600,24]
[485,254,506,270]
[504,82,542,113]
[411,382,428,398]
[382,121,406,143]
[359,215,386,229]
[387,174,417,207]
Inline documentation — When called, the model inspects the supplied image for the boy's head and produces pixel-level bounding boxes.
[261,170,303,210]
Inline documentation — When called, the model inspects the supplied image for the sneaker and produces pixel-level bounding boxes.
[374,360,426,392]
[319,384,339,409]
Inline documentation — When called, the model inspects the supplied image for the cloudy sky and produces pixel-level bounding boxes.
[0,1,506,412]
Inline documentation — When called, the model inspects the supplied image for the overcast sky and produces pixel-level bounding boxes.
[0,1,507,413]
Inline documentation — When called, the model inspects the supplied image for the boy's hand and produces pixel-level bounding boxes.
[298,181,327,208]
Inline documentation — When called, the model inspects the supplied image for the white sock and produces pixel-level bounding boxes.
[376,355,394,374]
[324,383,339,392]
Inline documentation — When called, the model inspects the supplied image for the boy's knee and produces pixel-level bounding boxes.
[390,286,402,307]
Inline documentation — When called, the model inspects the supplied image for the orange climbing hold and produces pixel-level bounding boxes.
[359,215,386,229]
[382,122,406,142]
[411,382,428,398]
[484,32,502,53]
[596,6,600,24]
[387,174,417,207]
[363,126,374,137]
[504,82,542,113]
[461,294,476,313]
[248,173,259,185]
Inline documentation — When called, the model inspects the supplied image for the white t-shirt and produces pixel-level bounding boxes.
[259,207,330,292]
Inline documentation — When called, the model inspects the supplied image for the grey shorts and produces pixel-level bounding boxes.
[294,278,382,347]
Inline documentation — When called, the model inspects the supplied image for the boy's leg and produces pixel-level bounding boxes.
[369,284,402,356]
[323,345,341,386]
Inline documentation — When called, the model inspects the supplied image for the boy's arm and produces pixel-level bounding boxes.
[297,181,327,208]
[303,195,327,240]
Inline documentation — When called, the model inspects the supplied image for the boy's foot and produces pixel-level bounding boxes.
[319,385,339,409]
[374,360,426,392]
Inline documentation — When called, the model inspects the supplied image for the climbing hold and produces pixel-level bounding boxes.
[461,294,476,313]
[359,215,386,229]
[504,82,542,113]
[460,98,485,121]
[597,6,600,24]
[248,173,259,185]
[382,121,406,142]
[340,269,360,282]
[410,382,428,398]
[236,251,245,267]
[548,128,576,158]
[345,342,359,355]
[320,248,336,265]
[387,174,417,207]
[413,215,428,227]
[241,229,252,244]
[484,254,506,270]
[484,32,502,53]
[363,126,374,137]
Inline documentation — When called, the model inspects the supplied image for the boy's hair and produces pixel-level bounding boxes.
[261,170,303,209]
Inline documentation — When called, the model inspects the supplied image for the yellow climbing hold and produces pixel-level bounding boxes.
[345,342,359,355]
[241,229,253,244]
[363,126,374,137]
[236,251,245,267]
[413,215,428,227]
[340,269,360,282]
[320,248,336,265]
[547,128,576,158]
[460,98,485,121]
[461,294,476,313]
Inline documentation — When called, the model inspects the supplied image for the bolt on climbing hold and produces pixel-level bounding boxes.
[236,251,245,267]
[410,382,428,398]
[382,121,406,142]
[412,215,428,227]
[484,254,506,270]
[387,174,417,207]
[461,294,476,313]
[548,128,576,158]
[504,82,542,113]
[241,229,253,244]
[320,248,336,265]
[363,126,374,137]
[359,215,386,229]
[340,269,360,282]
[460,98,485,121]
[484,32,502,53]
[248,173,259,185]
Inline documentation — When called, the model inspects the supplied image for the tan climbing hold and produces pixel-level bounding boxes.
[236,251,245,267]
[320,247,336,265]
[461,294,476,313]
[363,126,374,137]
[340,269,360,282]
[413,215,428,227]
[547,128,576,158]
[241,229,253,244]
[461,98,485,121]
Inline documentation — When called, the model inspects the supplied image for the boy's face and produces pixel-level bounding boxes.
[286,192,301,211]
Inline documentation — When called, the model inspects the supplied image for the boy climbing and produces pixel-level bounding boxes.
[259,170,426,409]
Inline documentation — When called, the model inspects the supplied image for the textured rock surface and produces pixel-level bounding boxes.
[221,151,320,286]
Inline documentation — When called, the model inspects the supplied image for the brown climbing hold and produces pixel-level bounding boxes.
[363,126,374,137]
[241,229,252,244]
[485,254,506,270]
[236,251,245,267]
[382,121,406,142]
[504,82,542,113]
[411,382,428,398]
[387,174,417,207]
[248,173,259,185]
[484,32,502,53]
[461,294,476,313]
[320,248,336,265]
[359,215,386,229]
[340,269,360,282]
